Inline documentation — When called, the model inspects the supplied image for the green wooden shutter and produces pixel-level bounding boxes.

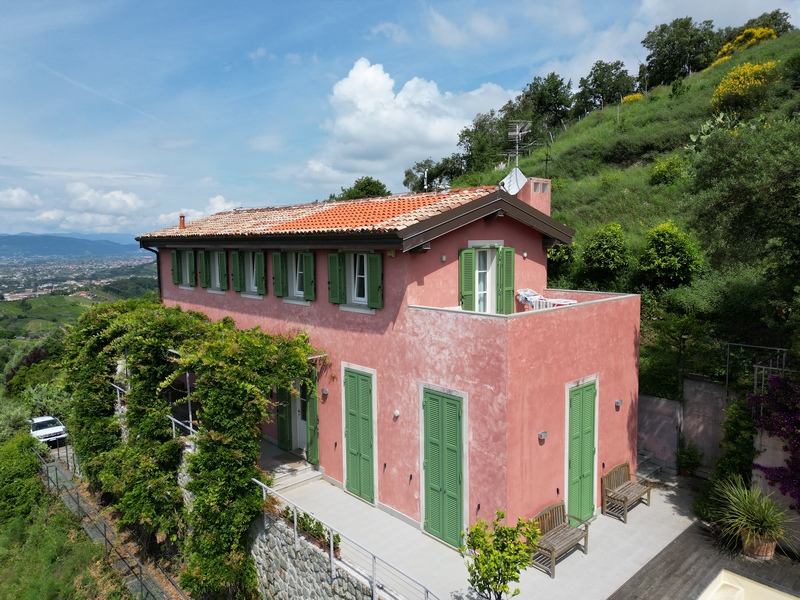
[171,250,181,284]
[424,392,443,541]
[186,250,195,287]
[328,253,343,304]
[276,388,292,451]
[272,252,287,297]
[424,389,462,547]
[358,373,374,502]
[231,251,243,292]
[568,382,596,523]
[255,251,266,295]
[303,252,316,301]
[459,249,475,311]
[366,253,383,309]
[198,251,210,288]
[306,370,319,465]
[344,370,359,493]
[218,251,228,290]
[496,246,515,315]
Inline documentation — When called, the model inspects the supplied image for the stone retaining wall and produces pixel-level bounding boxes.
[250,515,373,600]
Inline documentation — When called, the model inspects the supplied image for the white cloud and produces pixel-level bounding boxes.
[34,208,145,233]
[304,58,515,191]
[249,46,275,62]
[154,195,235,227]
[427,9,508,49]
[65,182,147,214]
[285,53,302,66]
[369,22,410,43]
[0,187,41,210]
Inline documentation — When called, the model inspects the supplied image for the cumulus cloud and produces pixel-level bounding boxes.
[155,194,236,227]
[66,182,146,214]
[304,58,515,191]
[0,187,41,210]
[369,22,410,43]
[249,46,275,62]
[427,9,507,49]
[34,209,144,233]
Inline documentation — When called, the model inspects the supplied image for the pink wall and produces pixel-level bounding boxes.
[505,294,640,521]
[405,217,548,307]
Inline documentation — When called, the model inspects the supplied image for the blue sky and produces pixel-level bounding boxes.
[1,0,797,236]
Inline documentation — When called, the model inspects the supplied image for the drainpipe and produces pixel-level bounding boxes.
[141,245,162,299]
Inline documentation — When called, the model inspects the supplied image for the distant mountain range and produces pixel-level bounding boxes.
[0,233,143,257]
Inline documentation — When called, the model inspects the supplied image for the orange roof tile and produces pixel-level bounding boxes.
[138,187,497,240]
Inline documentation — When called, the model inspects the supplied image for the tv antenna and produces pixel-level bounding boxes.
[508,121,534,167]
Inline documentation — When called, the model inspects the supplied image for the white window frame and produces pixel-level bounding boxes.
[180,251,192,286]
[290,252,305,299]
[347,253,368,305]
[468,240,502,315]
[210,251,221,290]
[243,251,259,295]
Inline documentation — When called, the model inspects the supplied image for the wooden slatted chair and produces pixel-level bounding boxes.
[601,461,651,524]
[531,500,589,579]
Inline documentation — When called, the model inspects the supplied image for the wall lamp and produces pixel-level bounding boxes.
[538,431,548,440]
[615,399,623,408]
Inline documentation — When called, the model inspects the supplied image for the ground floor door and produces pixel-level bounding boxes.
[568,381,596,523]
[423,389,463,547]
[344,368,374,503]
[277,388,292,452]
[277,381,318,464]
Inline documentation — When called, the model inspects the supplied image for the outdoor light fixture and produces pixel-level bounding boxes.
[393,409,400,418]
[441,254,447,262]
[615,399,623,408]
[538,431,547,440]
[321,388,329,396]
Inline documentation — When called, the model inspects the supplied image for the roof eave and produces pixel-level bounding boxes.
[137,232,405,251]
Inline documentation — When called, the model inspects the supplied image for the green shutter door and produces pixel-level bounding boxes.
[255,251,266,295]
[218,251,228,290]
[344,369,373,503]
[328,253,343,304]
[424,389,463,547]
[306,370,319,465]
[171,250,181,284]
[496,246,515,315]
[459,249,475,311]
[277,387,292,451]
[273,252,287,297]
[231,251,242,292]
[198,251,210,288]
[568,382,596,523]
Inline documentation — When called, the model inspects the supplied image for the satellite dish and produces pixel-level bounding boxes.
[499,167,527,195]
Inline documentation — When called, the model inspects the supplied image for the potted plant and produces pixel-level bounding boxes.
[711,475,794,560]
[676,436,702,476]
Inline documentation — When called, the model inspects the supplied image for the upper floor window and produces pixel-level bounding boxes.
[198,250,228,291]
[273,251,315,301]
[459,244,515,315]
[327,252,382,309]
[171,249,195,288]
[231,250,266,296]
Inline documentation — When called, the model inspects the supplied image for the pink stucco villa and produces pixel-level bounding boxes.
[137,177,640,548]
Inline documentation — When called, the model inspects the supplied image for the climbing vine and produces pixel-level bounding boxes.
[750,375,800,511]
[169,318,319,599]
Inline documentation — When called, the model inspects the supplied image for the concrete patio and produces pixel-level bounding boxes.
[282,474,697,600]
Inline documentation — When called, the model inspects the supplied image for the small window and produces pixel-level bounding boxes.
[210,252,221,290]
[275,251,315,301]
[231,250,265,295]
[327,252,382,309]
[171,249,195,287]
[475,248,496,314]
[459,245,515,315]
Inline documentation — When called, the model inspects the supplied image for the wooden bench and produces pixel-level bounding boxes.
[601,461,651,524]
[531,501,589,579]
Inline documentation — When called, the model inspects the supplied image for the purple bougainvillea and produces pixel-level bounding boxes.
[749,375,800,511]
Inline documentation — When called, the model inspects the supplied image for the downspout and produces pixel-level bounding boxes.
[141,245,163,299]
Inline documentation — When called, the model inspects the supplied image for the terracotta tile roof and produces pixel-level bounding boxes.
[138,187,497,240]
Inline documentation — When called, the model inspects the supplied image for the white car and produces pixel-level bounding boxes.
[30,416,68,445]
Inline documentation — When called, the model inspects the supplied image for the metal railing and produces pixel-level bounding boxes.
[33,449,186,600]
[252,478,440,600]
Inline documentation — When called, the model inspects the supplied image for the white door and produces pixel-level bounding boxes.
[292,394,308,453]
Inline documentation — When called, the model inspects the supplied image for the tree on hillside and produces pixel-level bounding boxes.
[719,9,796,45]
[574,60,636,110]
[403,154,465,193]
[513,72,573,129]
[330,176,391,201]
[641,17,718,87]
[458,110,506,173]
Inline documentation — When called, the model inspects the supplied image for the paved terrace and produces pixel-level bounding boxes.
[282,476,697,600]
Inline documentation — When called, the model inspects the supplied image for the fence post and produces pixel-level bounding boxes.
[329,527,334,575]
[262,485,267,528]
[293,506,299,549]
[54,463,58,492]
[372,554,377,600]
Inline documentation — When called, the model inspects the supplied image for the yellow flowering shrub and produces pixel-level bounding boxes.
[717,28,777,58]
[709,55,731,69]
[622,93,643,103]
[711,61,779,113]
